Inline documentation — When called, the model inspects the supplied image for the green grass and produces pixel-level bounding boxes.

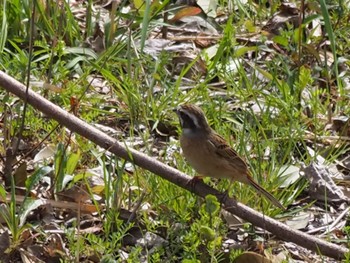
[1,0,350,261]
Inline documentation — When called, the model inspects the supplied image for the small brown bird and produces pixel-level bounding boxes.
[176,104,285,210]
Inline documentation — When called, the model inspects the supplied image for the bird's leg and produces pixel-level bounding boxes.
[218,179,233,203]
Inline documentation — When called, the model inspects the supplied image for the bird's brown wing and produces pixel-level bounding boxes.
[207,132,286,210]
[207,132,248,173]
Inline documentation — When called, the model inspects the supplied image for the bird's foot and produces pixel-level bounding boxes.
[186,176,204,190]
[218,190,231,204]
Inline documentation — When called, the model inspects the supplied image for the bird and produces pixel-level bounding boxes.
[175,104,285,210]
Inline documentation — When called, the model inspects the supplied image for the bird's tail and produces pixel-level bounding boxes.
[248,176,286,210]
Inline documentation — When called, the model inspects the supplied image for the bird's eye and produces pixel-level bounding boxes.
[179,111,197,130]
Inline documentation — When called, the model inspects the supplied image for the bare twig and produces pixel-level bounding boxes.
[320,206,350,237]
[0,70,348,260]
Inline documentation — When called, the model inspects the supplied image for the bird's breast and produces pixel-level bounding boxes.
[180,135,233,179]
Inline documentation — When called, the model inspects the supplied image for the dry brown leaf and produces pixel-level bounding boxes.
[45,233,65,257]
[0,194,102,213]
[13,162,28,187]
[0,230,10,257]
[19,247,45,263]
[169,6,203,23]
[233,251,273,263]
[332,116,350,137]
[263,2,300,35]
[56,184,91,203]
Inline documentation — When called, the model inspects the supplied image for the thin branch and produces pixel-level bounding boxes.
[0,70,348,260]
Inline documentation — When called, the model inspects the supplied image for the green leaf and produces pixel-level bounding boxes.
[26,166,53,191]
[200,225,215,241]
[234,46,258,57]
[64,47,97,59]
[272,35,289,47]
[0,0,8,52]
[278,165,300,188]
[0,184,6,199]
[134,0,146,15]
[55,143,68,192]
[319,0,340,93]
[66,150,80,175]
[205,194,220,215]
[139,0,151,51]
[19,198,46,227]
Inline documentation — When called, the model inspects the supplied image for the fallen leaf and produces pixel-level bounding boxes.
[169,6,203,23]
[285,212,311,230]
[304,162,348,202]
[278,165,301,188]
[233,251,273,263]
[13,162,28,187]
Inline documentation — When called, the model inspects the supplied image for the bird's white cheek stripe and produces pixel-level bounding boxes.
[187,112,200,128]
[179,118,184,127]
